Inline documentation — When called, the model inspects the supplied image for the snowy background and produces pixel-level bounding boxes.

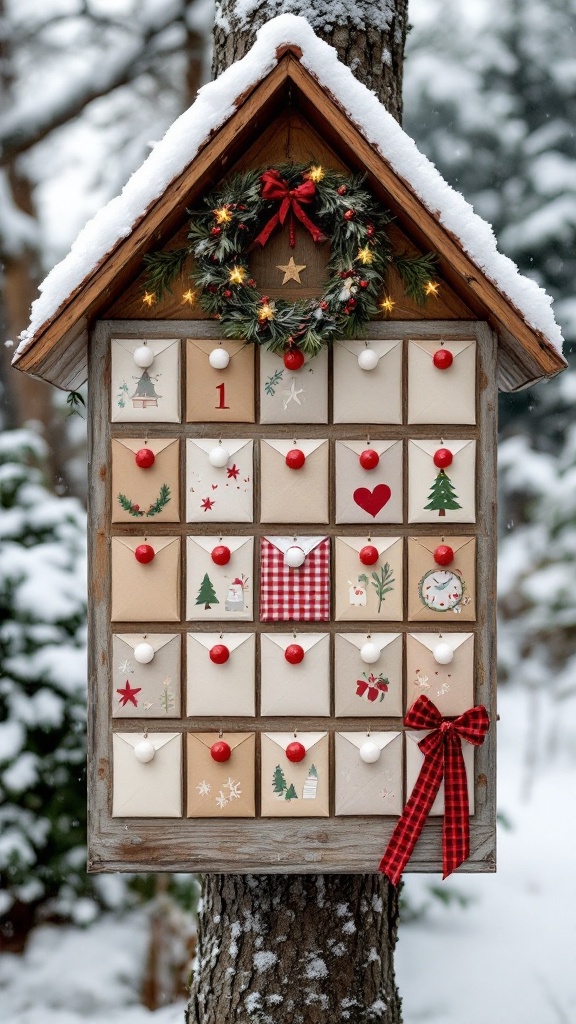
[1,0,576,1021]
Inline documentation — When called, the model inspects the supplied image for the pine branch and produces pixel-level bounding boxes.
[393,252,438,304]
[143,248,190,299]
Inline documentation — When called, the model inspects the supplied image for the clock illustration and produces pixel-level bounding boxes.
[418,569,464,611]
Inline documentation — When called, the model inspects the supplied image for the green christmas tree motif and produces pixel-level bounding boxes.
[424,469,462,516]
[131,369,162,407]
[272,764,287,797]
[285,783,298,801]
[195,572,219,610]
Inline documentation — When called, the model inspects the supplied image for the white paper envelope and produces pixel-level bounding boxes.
[260,439,329,523]
[333,340,402,424]
[186,535,253,621]
[260,633,330,716]
[335,732,403,815]
[111,536,180,622]
[259,348,328,424]
[261,732,329,817]
[406,633,474,716]
[334,633,403,717]
[112,732,182,816]
[408,439,476,524]
[111,338,180,423]
[405,730,475,815]
[335,440,403,524]
[335,536,403,621]
[408,536,475,621]
[112,633,181,718]
[186,439,253,523]
[186,633,255,716]
[407,339,476,424]
[187,732,255,817]
[260,536,330,622]
[111,438,180,523]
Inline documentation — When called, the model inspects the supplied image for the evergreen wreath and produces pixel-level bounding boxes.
[144,163,437,357]
[117,484,171,517]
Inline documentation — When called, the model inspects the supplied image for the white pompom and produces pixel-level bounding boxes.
[360,641,380,664]
[134,642,155,664]
[285,545,306,568]
[433,642,454,665]
[133,345,155,368]
[208,445,230,468]
[134,739,155,763]
[357,348,379,371]
[209,347,230,369]
[360,740,381,763]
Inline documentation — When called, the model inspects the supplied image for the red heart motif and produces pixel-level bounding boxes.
[353,484,392,517]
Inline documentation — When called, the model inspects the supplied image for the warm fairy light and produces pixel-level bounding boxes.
[380,296,395,314]
[357,246,374,265]
[142,291,156,307]
[229,265,247,285]
[258,303,275,322]
[425,280,440,297]
[213,206,232,224]
[182,289,196,305]
[306,165,324,182]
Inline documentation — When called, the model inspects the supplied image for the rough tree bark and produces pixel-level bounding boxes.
[213,0,409,122]
[189,4,406,1022]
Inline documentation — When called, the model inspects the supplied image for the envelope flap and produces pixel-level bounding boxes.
[189,632,253,654]
[409,632,473,654]
[339,536,400,556]
[339,632,400,653]
[113,437,177,457]
[191,535,251,556]
[339,731,400,752]
[262,439,327,458]
[264,732,327,753]
[264,536,328,556]
[188,438,251,458]
[409,439,474,458]
[412,535,474,556]
[116,633,177,653]
[193,731,252,752]
[117,731,180,751]
[409,338,475,357]
[337,339,401,360]
[114,337,178,357]
[114,535,178,554]
[263,633,328,654]
[338,440,398,458]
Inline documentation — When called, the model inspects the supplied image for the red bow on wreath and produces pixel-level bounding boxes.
[379,695,489,884]
[254,169,327,249]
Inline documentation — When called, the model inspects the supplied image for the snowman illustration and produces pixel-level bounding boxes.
[225,576,248,612]
[348,574,368,607]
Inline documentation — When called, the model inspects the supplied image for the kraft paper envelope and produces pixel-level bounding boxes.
[187,633,255,716]
[261,733,329,817]
[112,633,181,718]
[408,439,476,524]
[335,732,403,815]
[259,348,328,425]
[406,632,474,716]
[407,338,476,424]
[186,535,253,621]
[187,732,255,818]
[333,340,402,424]
[111,536,180,622]
[406,730,475,815]
[260,536,331,622]
[260,633,330,716]
[186,438,253,523]
[335,440,403,524]
[111,338,180,423]
[186,339,255,423]
[111,438,180,524]
[408,536,476,622]
[334,633,403,717]
[335,537,403,622]
[260,439,329,524]
[112,732,182,817]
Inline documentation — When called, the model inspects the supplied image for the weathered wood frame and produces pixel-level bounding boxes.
[88,318,497,874]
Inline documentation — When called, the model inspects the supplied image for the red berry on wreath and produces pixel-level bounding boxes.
[211,226,221,237]
[319,301,328,311]
[238,223,247,230]
[359,449,380,470]
[211,544,231,565]
[359,279,369,289]
[366,224,375,237]
[286,448,306,470]
[347,298,357,308]
[223,289,232,298]
[359,544,379,566]
[433,448,453,469]
[248,278,257,287]
[210,740,231,763]
[131,505,140,512]
[433,348,453,370]
[135,543,155,564]
[286,740,306,763]
[285,643,305,665]
[337,185,347,195]
[283,348,305,371]
[344,209,355,221]
[209,644,230,665]
[434,544,454,566]
[135,448,155,469]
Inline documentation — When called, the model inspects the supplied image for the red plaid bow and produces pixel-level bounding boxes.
[379,696,489,885]
[254,169,327,249]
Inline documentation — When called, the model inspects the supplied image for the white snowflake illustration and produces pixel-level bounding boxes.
[225,779,242,800]
[437,682,451,696]
[196,780,211,796]
[118,659,133,675]
[282,379,304,409]
[143,701,154,711]
[215,791,229,809]
[415,674,430,691]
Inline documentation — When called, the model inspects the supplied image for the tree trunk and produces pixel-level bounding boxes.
[212,0,408,122]
[188,875,401,1023]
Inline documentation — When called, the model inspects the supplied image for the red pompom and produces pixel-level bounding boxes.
[359,545,379,566]
[285,644,305,665]
[135,448,155,469]
[286,741,306,763]
[434,544,454,566]
[134,544,155,564]
[209,644,230,665]
[211,545,231,566]
[283,348,305,371]
[433,448,453,469]
[286,449,306,470]
[433,348,453,370]
[210,741,231,762]
[359,449,380,470]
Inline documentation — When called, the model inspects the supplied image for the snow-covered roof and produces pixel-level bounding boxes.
[13,13,565,383]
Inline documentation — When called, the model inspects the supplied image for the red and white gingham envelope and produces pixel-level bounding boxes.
[259,536,330,622]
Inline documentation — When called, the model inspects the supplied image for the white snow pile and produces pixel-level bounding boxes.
[15,14,563,360]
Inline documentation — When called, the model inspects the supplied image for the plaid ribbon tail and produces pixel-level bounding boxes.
[378,745,444,886]
[442,731,470,878]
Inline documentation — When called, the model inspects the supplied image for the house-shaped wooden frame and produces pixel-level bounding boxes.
[13,16,565,875]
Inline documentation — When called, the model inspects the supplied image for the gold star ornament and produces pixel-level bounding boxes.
[229,265,247,285]
[306,165,325,183]
[142,291,156,307]
[276,257,307,285]
[380,296,395,314]
[425,280,440,297]
[182,289,196,305]
[213,206,232,224]
[357,246,374,265]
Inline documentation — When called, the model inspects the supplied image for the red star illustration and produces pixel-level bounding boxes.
[117,681,142,707]
[227,463,240,480]
[201,496,216,511]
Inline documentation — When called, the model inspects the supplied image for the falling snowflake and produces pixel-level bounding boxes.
[215,791,229,809]
[225,778,242,800]
[197,780,211,796]
[118,659,133,675]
